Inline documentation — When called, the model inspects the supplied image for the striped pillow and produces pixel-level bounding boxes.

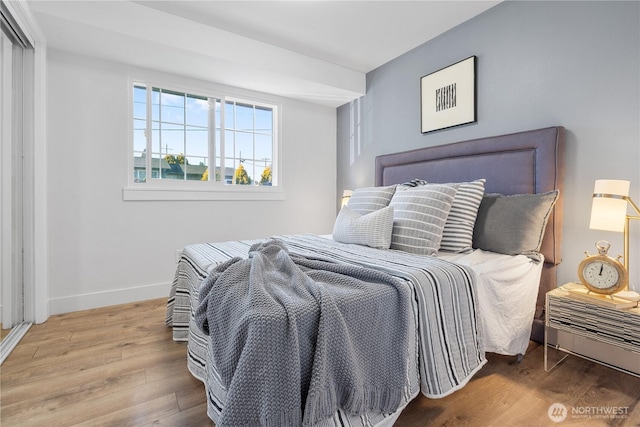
[399,178,428,188]
[347,185,397,215]
[332,205,394,249]
[439,179,486,253]
[389,184,458,255]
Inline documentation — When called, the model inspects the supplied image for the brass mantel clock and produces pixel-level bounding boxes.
[578,240,628,295]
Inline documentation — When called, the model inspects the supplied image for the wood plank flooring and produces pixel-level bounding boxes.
[1,298,639,426]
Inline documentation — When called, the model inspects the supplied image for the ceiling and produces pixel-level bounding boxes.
[27,0,499,107]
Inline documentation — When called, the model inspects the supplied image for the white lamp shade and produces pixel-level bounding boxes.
[589,179,630,232]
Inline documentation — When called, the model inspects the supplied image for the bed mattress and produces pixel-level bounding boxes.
[166,234,540,425]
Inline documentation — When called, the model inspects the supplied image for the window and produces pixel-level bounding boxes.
[130,82,278,196]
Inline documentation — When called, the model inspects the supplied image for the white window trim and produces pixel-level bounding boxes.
[123,185,285,201]
[124,75,283,201]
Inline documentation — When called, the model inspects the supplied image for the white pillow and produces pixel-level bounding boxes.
[347,185,397,215]
[389,184,458,255]
[332,205,394,249]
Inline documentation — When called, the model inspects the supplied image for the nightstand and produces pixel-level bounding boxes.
[544,282,640,377]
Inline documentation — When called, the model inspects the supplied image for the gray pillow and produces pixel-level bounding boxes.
[332,205,394,249]
[472,190,559,259]
[389,184,458,255]
[347,185,397,215]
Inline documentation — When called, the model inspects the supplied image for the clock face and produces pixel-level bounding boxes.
[582,261,620,289]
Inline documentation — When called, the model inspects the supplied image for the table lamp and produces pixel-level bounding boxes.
[589,179,640,291]
[341,190,352,208]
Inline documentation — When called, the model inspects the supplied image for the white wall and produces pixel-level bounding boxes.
[46,49,337,314]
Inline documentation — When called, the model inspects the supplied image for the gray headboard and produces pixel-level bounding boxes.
[375,126,566,342]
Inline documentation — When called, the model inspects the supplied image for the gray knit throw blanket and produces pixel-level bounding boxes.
[195,239,412,427]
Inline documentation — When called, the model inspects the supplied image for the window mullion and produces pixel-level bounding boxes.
[231,101,236,186]
[208,98,215,183]
[158,89,163,180]
[252,106,256,186]
[220,99,225,184]
[145,86,152,182]
[183,93,187,180]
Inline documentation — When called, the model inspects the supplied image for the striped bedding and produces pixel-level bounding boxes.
[166,234,487,425]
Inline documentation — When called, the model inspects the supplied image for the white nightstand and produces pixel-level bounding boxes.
[544,282,640,377]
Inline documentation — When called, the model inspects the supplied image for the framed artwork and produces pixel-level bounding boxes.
[420,56,476,133]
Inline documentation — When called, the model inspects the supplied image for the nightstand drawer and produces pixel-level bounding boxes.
[546,328,640,375]
[547,294,640,352]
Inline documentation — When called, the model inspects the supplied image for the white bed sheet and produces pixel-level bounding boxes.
[437,249,544,356]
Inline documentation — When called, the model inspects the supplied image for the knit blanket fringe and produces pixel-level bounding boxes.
[304,385,403,426]
[233,385,403,427]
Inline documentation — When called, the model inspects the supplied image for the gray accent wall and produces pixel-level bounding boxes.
[337,1,640,290]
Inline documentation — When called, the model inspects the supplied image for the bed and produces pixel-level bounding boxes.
[166,126,565,426]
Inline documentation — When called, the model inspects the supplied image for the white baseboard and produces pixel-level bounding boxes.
[48,282,171,317]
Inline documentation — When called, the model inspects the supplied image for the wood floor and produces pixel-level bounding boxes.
[1,324,10,341]
[1,298,639,427]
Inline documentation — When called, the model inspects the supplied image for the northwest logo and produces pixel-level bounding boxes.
[548,403,568,423]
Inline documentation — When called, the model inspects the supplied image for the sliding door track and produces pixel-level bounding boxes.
[0,321,32,364]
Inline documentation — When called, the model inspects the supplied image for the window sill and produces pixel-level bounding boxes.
[122,185,285,201]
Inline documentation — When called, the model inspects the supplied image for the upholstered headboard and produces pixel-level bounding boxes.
[375,126,566,342]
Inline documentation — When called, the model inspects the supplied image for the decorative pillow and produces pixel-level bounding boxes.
[399,178,428,188]
[346,185,397,215]
[472,190,560,259]
[332,205,394,249]
[439,179,486,253]
[389,184,458,255]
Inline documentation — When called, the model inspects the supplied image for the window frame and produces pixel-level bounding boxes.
[124,75,283,201]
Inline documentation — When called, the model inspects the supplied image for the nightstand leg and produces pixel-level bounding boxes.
[544,342,569,372]
[544,318,569,372]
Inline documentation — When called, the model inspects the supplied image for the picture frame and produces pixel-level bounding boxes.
[420,56,476,133]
